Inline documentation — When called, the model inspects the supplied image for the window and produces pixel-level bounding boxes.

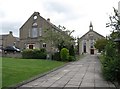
[43,43,46,48]
[29,29,31,37]
[39,28,42,36]
[32,27,38,37]
[89,34,93,40]
[29,44,33,49]
[83,41,86,53]
[32,22,37,26]
[33,15,37,20]
[90,40,94,48]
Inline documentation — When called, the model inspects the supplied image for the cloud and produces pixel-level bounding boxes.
[42,0,86,25]
[1,21,21,37]
[0,10,5,18]
[0,0,119,38]
[44,1,70,14]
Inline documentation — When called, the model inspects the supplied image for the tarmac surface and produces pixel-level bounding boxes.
[19,55,115,89]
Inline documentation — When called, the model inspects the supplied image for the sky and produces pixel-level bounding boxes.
[0,0,119,38]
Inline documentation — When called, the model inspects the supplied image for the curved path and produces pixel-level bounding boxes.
[19,55,115,88]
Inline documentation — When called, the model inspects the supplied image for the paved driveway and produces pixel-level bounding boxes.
[19,55,115,88]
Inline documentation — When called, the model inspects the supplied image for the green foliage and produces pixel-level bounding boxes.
[102,55,120,82]
[94,38,107,52]
[44,28,75,51]
[68,56,76,61]
[69,45,75,57]
[52,52,61,61]
[102,8,120,85]
[22,49,47,59]
[105,41,116,58]
[101,33,120,84]
[60,48,69,61]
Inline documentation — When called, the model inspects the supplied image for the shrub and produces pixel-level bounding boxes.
[102,56,120,82]
[22,49,33,59]
[52,52,61,61]
[60,48,69,61]
[40,48,46,53]
[69,45,75,57]
[22,49,47,59]
[105,41,116,58]
[68,56,76,61]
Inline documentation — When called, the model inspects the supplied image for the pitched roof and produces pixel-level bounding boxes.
[19,12,62,32]
[0,34,20,41]
[19,12,72,37]
[79,30,105,40]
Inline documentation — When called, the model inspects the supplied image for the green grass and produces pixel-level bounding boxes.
[2,57,65,87]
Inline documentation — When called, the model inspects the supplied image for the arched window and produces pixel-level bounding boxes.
[83,40,86,53]
[32,27,38,38]
[32,22,38,26]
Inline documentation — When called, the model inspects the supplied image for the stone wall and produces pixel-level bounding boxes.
[1,52,22,58]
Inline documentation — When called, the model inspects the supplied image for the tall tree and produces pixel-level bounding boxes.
[94,38,108,52]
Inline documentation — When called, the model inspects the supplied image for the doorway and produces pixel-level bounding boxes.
[29,44,33,49]
[90,49,94,55]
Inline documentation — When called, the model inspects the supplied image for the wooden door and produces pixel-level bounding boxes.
[90,49,94,55]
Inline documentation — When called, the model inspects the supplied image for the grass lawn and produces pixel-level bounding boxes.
[2,57,65,87]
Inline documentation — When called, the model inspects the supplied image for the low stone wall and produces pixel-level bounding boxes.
[1,52,22,58]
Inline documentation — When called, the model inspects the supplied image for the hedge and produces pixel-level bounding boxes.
[22,49,47,59]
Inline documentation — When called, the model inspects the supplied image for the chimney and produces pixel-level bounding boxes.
[47,18,50,22]
[9,31,13,35]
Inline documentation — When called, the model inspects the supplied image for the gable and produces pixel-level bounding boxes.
[79,30,105,41]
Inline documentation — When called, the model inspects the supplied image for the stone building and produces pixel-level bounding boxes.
[19,12,73,53]
[78,22,105,55]
[0,31,20,48]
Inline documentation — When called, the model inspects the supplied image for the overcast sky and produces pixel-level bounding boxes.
[0,0,119,38]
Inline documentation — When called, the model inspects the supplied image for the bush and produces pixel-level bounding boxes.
[22,49,47,59]
[22,49,33,59]
[52,52,61,61]
[60,48,69,61]
[101,41,120,83]
[69,45,75,57]
[105,42,116,58]
[68,56,76,61]
[102,56,120,82]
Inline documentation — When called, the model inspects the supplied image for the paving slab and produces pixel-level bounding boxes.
[18,55,115,89]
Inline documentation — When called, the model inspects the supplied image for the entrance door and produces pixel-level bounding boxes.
[83,45,86,53]
[90,49,94,55]
[29,44,33,49]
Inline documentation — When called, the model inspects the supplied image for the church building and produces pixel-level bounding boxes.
[78,22,105,55]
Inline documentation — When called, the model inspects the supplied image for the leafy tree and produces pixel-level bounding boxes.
[43,27,75,51]
[69,45,75,56]
[101,8,120,87]
[94,38,108,52]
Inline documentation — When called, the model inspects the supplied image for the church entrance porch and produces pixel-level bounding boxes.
[90,49,94,55]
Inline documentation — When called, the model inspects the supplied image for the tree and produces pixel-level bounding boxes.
[69,45,75,57]
[102,8,120,87]
[43,27,75,51]
[106,7,120,38]
[106,7,120,53]
[94,38,107,52]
